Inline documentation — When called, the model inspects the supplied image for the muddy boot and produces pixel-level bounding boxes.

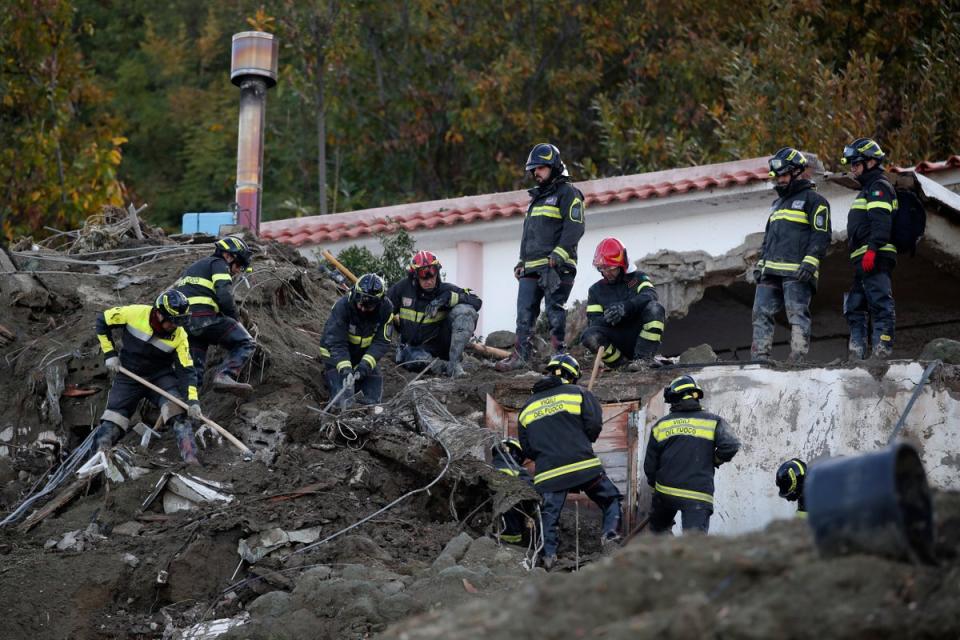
[173,420,200,466]
[447,304,476,378]
[847,339,867,362]
[872,342,893,360]
[627,357,661,372]
[495,338,530,372]
[212,372,253,396]
[550,336,567,355]
[93,420,123,451]
[541,554,557,571]
[787,326,809,364]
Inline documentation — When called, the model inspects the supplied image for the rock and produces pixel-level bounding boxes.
[462,534,499,565]
[380,580,406,596]
[920,338,960,364]
[678,343,718,364]
[432,532,473,570]
[301,565,333,581]
[336,535,393,563]
[247,590,292,619]
[379,593,421,621]
[55,530,82,552]
[436,564,492,589]
[342,594,383,625]
[112,521,144,537]
[486,330,516,350]
[121,553,140,568]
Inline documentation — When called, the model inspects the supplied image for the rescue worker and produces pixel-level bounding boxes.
[387,250,482,378]
[174,236,257,394]
[319,274,394,408]
[841,138,898,359]
[581,237,665,371]
[518,354,622,570]
[775,458,808,518]
[491,438,534,546]
[751,147,832,363]
[497,143,585,371]
[644,375,740,534]
[92,290,202,464]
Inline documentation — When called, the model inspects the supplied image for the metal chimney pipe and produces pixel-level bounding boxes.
[230,31,279,234]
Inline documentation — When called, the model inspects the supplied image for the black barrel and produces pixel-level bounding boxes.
[806,441,934,563]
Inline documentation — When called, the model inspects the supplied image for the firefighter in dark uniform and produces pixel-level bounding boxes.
[776,458,808,518]
[644,375,740,534]
[319,274,394,408]
[491,438,534,546]
[174,236,257,394]
[388,250,482,378]
[841,138,898,359]
[581,237,666,371]
[92,290,202,464]
[497,143,585,371]
[518,354,622,569]
[751,147,832,363]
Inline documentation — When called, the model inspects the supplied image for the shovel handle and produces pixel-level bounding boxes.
[587,347,605,391]
[117,365,253,456]
[322,250,358,284]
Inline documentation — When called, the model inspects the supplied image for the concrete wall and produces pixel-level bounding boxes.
[636,363,960,536]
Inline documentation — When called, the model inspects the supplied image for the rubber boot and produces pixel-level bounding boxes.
[550,336,567,355]
[495,338,530,372]
[94,420,124,451]
[628,335,662,371]
[786,325,809,364]
[447,319,472,378]
[848,338,867,362]
[173,420,200,465]
[872,342,893,360]
[213,372,253,396]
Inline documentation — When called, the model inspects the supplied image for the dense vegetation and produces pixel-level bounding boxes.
[3,0,958,239]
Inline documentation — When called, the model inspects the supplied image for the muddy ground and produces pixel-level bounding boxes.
[1,229,959,639]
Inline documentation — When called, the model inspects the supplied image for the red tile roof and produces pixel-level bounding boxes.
[261,155,960,247]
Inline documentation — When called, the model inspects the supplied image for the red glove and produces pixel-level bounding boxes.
[861,248,876,273]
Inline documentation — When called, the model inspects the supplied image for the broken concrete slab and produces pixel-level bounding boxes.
[678,343,718,364]
[237,526,322,563]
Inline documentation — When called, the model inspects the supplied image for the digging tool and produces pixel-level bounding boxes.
[622,515,651,544]
[322,249,359,285]
[587,347,605,391]
[116,365,253,458]
[467,340,511,360]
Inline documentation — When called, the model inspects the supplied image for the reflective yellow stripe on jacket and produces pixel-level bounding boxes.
[769,208,808,224]
[529,205,561,219]
[535,457,602,485]
[518,393,582,427]
[398,308,448,324]
[652,417,717,442]
[655,482,714,504]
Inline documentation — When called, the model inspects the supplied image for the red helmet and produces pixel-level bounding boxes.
[408,250,441,276]
[593,237,628,270]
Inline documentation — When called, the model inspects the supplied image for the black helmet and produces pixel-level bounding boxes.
[663,375,704,404]
[494,437,525,467]
[214,236,253,269]
[544,353,581,382]
[841,138,885,167]
[525,142,563,172]
[768,147,808,177]
[154,289,190,326]
[350,273,385,312]
[776,458,807,500]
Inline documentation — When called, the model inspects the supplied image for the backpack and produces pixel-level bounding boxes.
[891,188,926,256]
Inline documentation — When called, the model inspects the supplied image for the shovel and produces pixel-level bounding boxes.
[117,365,254,459]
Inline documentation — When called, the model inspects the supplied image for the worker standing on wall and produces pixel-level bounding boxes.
[751,147,831,363]
[644,375,740,534]
[497,143,585,371]
[841,138,898,360]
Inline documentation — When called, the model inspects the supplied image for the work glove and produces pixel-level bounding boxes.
[747,265,762,284]
[513,262,524,279]
[187,403,203,422]
[539,268,561,295]
[105,356,121,374]
[354,361,372,382]
[794,262,817,284]
[861,248,877,273]
[603,302,627,325]
[425,291,452,318]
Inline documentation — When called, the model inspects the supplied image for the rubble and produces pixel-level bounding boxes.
[0,229,958,639]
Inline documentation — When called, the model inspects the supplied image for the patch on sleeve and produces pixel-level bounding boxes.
[792,199,805,209]
[569,198,584,223]
[815,213,826,228]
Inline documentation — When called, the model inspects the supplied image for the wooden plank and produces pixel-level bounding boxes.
[18,478,90,532]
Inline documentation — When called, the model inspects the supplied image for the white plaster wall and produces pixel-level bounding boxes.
[637,363,960,536]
